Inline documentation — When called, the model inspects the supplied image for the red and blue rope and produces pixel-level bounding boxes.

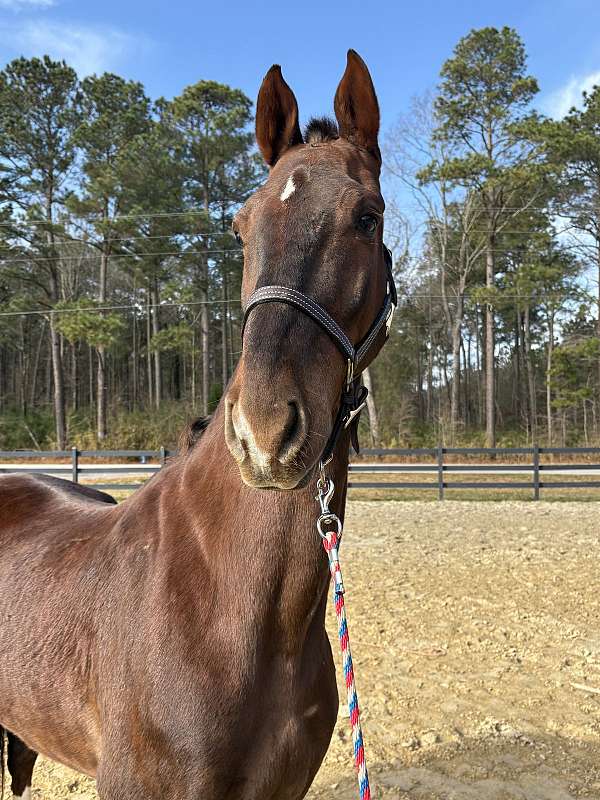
[322,530,371,800]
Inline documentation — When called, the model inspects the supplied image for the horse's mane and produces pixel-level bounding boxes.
[304,117,339,143]
[178,416,211,454]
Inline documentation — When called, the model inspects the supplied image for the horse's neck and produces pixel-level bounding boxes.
[179,403,349,645]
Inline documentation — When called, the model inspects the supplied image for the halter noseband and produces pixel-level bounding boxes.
[241,245,397,465]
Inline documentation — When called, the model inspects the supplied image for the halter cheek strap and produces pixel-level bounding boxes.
[241,245,397,464]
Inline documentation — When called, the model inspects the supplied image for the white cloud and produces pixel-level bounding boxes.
[542,70,600,119]
[0,20,144,76]
[0,0,55,8]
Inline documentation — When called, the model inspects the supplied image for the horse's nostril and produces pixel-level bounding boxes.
[278,400,306,465]
[285,400,299,440]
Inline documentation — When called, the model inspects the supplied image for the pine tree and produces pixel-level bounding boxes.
[432,27,540,446]
[69,73,151,439]
[0,56,82,447]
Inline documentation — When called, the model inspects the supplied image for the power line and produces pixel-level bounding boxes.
[0,206,593,230]
[0,298,242,318]
[0,209,238,227]
[1,293,592,320]
[0,206,582,228]
[0,248,242,265]
[434,228,595,237]
[2,243,598,267]
[0,231,229,258]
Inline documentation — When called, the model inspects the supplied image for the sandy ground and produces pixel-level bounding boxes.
[12,500,600,799]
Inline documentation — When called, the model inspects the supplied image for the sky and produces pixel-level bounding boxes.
[0,0,600,131]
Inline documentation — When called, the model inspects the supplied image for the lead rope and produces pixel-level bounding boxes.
[316,464,371,800]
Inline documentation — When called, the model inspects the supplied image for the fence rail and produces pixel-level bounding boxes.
[1,446,600,499]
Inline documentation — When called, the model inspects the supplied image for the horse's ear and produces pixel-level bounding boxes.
[334,50,380,163]
[256,65,303,167]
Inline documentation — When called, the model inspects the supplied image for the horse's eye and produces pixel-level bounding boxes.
[357,214,378,236]
[233,230,243,246]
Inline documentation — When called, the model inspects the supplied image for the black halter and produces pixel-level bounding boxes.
[241,245,397,465]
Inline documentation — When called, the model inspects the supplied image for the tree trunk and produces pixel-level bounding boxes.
[416,345,424,422]
[463,334,470,426]
[426,342,433,422]
[221,264,228,393]
[132,298,138,411]
[474,310,482,427]
[49,314,66,448]
[146,288,153,408]
[513,311,520,421]
[450,310,463,443]
[96,243,108,441]
[362,367,380,446]
[191,327,197,412]
[201,258,210,416]
[71,343,78,411]
[546,313,554,445]
[597,239,600,403]
[29,319,46,409]
[523,306,537,442]
[151,279,161,409]
[485,229,495,447]
[45,189,66,448]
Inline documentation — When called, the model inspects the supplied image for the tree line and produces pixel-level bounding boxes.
[1,27,600,449]
[379,26,600,448]
[0,56,262,448]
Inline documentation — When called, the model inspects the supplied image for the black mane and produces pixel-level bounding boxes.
[304,117,339,144]
[178,416,211,453]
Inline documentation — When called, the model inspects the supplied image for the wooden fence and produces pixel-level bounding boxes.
[2,446,600,499]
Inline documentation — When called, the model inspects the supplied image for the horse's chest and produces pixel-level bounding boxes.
[118,646,339,800]
[237,685,338,799]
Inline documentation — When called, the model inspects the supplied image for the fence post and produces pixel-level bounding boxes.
[159,446,166,468]
[533,444,540,501]
[71,446,79,484]
[437,444,444,500]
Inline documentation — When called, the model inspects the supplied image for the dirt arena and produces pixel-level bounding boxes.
[22,500,600,799]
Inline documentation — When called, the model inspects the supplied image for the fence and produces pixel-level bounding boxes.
[351,446,600,499]
[2,446,600,499]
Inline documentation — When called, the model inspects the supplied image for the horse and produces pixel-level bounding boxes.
[0,50,392,799]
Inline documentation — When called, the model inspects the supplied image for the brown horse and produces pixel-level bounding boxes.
[0,50,390,799]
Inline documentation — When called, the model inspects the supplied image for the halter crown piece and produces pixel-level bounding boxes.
[241,245,397,464]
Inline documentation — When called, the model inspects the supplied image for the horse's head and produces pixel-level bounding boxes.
[225,50,392,489]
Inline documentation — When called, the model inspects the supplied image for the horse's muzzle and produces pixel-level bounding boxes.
[224,389,310,489]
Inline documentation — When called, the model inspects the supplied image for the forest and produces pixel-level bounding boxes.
[1,26,599,450]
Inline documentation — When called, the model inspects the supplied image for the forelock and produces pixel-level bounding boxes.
[304,117,339,144]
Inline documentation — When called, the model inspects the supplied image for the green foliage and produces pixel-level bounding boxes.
[550,338,600,410]
[54,300,124,348]
[0,55,81,210]
[0,408,55,449]
[1,34,600,452]
[435,26,538,150]
[68,73,151,231]
[66,403,194,450]
[149,323,194,353]
[426,26,546,241]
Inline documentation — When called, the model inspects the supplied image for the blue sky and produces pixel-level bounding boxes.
[0,0,599,129]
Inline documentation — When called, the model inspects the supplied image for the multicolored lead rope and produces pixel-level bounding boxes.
[317,473,371,800]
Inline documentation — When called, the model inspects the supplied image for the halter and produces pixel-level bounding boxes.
[241,245,397,465]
